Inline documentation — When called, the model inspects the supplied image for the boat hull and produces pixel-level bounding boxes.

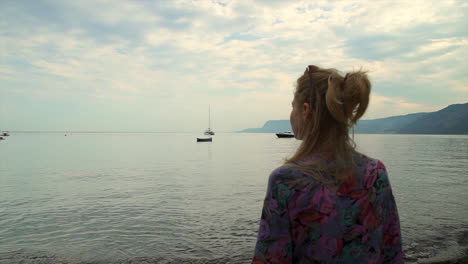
[197,137,212,142]
[276,133,294,138]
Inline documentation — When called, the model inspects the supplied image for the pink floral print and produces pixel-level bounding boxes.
[252,153,403,264]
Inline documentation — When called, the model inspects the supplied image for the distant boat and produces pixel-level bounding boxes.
[276,131,295,138]
[204,106,215,135]
[2,131,10,136]
[0,136,4,140]
[197,137,212,142]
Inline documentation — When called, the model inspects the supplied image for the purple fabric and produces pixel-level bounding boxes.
[252,153,404,264]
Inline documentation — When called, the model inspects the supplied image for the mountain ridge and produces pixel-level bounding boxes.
[237,103,468,134]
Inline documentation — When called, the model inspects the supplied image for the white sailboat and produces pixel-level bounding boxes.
[197,105,214,142]
[204,105,215,135]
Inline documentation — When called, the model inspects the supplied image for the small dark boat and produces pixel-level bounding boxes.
[276,131,294,138]
[0,136,4,140]
[197,137,212,142]
[2,131,10,136]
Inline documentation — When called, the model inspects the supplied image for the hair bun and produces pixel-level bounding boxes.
[325,70,371,125]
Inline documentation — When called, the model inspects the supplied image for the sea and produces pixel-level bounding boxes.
[0,133,467,264]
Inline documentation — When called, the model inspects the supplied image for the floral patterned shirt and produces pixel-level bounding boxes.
[252,153,404,263]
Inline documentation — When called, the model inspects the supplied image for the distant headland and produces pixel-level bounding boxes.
[237,103,468,135]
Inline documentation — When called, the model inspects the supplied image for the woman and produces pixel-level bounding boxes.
[252,65,403,263]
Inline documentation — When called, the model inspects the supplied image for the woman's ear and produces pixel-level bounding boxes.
[302,102,312,119]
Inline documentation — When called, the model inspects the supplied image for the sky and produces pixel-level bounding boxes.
[1,0,467,132]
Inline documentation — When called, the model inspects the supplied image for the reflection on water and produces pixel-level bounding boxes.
[0,133,467,263]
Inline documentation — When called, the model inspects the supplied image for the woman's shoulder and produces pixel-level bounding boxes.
[268,164,322,190]
[354,152,387,170]
[353,152,392,194]
[270,164,308,180]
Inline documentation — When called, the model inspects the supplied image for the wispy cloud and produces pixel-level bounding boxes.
[365,93,443,120]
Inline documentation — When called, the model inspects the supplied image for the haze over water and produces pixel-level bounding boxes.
[0,133,467,264]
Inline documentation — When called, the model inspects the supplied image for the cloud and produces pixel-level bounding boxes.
[364,93,443,120]
[0,0,467,131]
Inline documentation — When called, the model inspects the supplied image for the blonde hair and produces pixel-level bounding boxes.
[286,66,371,183]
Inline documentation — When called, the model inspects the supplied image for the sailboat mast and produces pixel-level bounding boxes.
[208,105,211,129]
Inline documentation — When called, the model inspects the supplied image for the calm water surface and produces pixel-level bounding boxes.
[0,133,467,263]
